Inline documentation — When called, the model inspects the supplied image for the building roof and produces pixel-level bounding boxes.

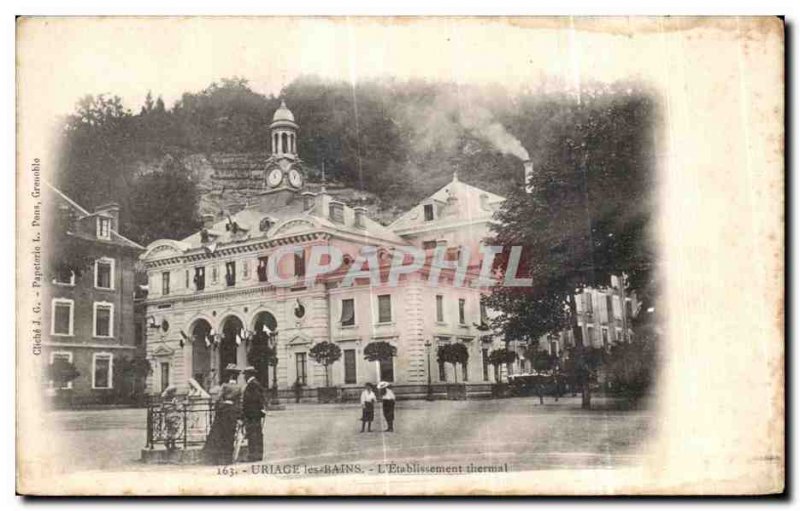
[44,180,145,251]
[170,189,408,257]
[272,100,295,123]
[388,173,506,234]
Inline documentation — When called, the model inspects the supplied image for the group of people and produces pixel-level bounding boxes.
[359,381,396,433]
[202,371,399,465]
[202,363,266,465]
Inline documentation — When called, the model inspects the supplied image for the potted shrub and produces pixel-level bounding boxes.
[488,348,517,398]
[437,343,468,400]
[363,340,397,388]
[309,341,342,403]
[524,346,558,404]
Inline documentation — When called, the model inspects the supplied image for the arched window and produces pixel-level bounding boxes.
[282,133,288,154]
[273,133,278,154]
[291,133,296,153]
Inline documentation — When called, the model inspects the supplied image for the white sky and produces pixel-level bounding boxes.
[17,17,678,117]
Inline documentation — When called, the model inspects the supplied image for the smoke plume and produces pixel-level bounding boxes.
[399,86,529,161]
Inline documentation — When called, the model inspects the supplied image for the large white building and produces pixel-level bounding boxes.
[140,102,510,397]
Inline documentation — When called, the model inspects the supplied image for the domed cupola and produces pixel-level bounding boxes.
[270,99,299,159]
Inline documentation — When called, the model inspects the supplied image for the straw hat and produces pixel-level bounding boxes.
[243,365,257,374]
[377,381,390,390]
[224,363,241,373]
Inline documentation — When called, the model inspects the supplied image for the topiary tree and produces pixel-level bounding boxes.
[525,346,557,374]
[488,348,518,383]
[309,341,342,387]
[437,343,470,383]
[363,341,397,382]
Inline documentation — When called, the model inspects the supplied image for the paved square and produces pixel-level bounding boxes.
[46,396,652,475]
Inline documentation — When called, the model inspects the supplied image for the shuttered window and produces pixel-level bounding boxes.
[344,349,356,384]
[341,298,355,326]
[294,250,305,277]
[378,295,392,323]
[379,357,394,382]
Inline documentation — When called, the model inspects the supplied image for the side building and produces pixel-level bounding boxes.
[42,182,146,406]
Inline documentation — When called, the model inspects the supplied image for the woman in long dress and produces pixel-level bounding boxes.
[203,364,241,464]
[359,383,376,433]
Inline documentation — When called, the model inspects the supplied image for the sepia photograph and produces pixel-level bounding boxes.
[15,16,784,496]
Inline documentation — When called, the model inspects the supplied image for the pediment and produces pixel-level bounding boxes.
[271,218,317,237]
[152,345,175,358]
[287,335,312,346]
[142,239,188,260]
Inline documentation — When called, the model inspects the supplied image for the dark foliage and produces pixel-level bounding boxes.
[55,77,658,246]
[363,341,397,362]
[436,343,470,383]
[247,331,277,388]
[309,341,342,387]
[487,348,518,383]
[48,358,80,388]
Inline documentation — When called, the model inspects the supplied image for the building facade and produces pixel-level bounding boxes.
[139,102,641,398]
[140,102,507,397]
[43,183,146,405]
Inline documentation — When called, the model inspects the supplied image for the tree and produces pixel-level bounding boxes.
[484,90,657,409]
[48,358,80,390]
[560,345,605,395]
[436,343,470,383]
[113,356,152,402]
[525,347,557,374]
[523,346,560,404]
[604,308,659,399]
[309,341,342,387]
[123,156,202,245]
[363,341,397,382]
[56,94,137,215]
[46,232,95,282]
[488,348,518,383]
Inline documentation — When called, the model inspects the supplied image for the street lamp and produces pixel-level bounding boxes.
[267,330,279,405]
[424,339,433,401]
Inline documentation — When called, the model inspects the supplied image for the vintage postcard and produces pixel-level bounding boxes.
[15,16,784,495]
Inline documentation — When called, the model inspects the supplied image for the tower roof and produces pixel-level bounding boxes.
[272,100,295,123]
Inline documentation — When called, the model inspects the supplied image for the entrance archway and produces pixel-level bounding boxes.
[220,315,244,375]
[252,311,278,333]
[190,319,213,389]
[250,311,279,391]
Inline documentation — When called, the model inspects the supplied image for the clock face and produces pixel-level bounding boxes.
[288,169,303,188]
[267,168,283,187]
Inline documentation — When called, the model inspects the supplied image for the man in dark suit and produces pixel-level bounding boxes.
[241,366,265,462]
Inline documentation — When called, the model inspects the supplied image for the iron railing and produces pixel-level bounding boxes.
[145,396,214,450]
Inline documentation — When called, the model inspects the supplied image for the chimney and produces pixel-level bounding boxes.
[523,160,534,193]
[202,214,216,229]
[95,203,120,231]
[302,191,317,212]
[353,206,367,228]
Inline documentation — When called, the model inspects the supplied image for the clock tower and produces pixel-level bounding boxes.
[264,100,305,193]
